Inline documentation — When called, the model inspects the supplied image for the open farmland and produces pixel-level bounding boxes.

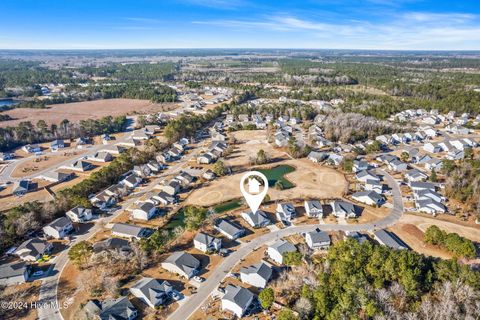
[0,98,176,127]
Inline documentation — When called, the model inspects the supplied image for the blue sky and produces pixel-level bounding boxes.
[1,0,479,50]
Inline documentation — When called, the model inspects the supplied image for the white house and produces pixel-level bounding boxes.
[214,219,245,240]
[43,217,73,239]
[129,278,173,309]
[352,190,384,206]
[221,285,254,318]
[241,210,270,228]
[240,261,273,288]
[267,240,296,265]
[15,238,52,262]
[275,203,296,223]
[161,251,201,279]
[304,200,323,217]
[193,232,222,253]
[331,200,357,218]
[66,206,93,223]
[423,143,441,153]
[132,202,157,221]
[304,229,331,250]
[353,160,369,173]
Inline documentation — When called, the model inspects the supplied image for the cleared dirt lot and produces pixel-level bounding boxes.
[398,213,480,242]
[0,99,175,127]
[187,158,347,207]
[11,151,87,178]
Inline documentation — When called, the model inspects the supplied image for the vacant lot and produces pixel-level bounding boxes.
[11,151,87,178]
[187,158,347,207]
[0,99,175,127]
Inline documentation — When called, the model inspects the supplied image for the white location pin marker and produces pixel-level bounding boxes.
[240,171,269,214]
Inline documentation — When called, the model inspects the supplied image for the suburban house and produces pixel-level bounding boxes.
[345,231,368,243]
[425,158,443,171]
[160,180,181,196]
[409,181,436,192]
[387,159,408,172]
[446,149,464,161]
[404,169,428,182]
[202,170,216,180]
[93,238,131,255]
[132,129,150,140]
[146,160,162,173]
[414,189,444,203]
[111,223,151,240]
[193,232,222,253]
[121,173,143,189]
[22,144,41,154]
[355,170,380,183]
[374,230,408,250]
[50,139,65,151]
[151,191,176,205]
[0,261,31,286]
[307,151,328,163]
[423,143,441,153]
[39,171,74,183]
[221,285,255,318]
[43,217,74,239]
[267,240,297,265]
[304,229,331,250]
[365,179,383,194]
[331,200,357,218]
[66,206,93,223]
[197,153,215,164]
[15,238,53,262]
[101,145,126,155]
[161,251,201,279]
[327,153,343,166]
[241,210,271,228]
[240,261,273,288]
[84,297,137,320]
[304,200,323,217]
[174,171,195,187]
[353,160,369,173]
[214,219,245,240]
[90,190,118,210]
[0,152,14,161]
[132,202,157,221]
[352,190,384,206]
[129,277,173,309]
[133,164,152,178]
[65,160,93,172]
[12,180,30,196]
[88,151,113,163]
[416,199,447,214]
[275,202,296,223]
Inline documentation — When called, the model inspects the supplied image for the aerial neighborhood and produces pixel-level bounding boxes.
[0,49,479,320]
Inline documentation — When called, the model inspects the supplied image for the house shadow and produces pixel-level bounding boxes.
[74,222,95,236]
[353,205,364,217]
[51,242,68,255]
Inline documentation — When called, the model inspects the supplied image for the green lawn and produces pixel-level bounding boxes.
[258,165,295,189]
[213,199,243,213]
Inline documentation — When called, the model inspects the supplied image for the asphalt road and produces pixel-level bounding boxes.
[167,168,403,320]
[36,143,202,320]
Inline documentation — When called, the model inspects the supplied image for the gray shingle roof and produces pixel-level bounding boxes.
[240,261,272,281]
[164,251,200,276]
[223,285,254,310]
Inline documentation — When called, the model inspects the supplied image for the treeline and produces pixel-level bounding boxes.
[163,104,228,142]
[318,110,406,143]
[0,145,161,253]
[0,115,127,152]
[229,102,317,122]
[86,82,177,102]
[443,158,480,212]
[269,240,480,319]
[424,225,476,259]
[79,62,177,82]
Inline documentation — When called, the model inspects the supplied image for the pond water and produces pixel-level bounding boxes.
[258,164,295,189]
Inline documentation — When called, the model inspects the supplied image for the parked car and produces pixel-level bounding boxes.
[193,276,205,283]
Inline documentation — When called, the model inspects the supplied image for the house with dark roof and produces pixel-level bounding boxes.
[93,238,131,255]
[240,261,273,288]
[129,277,173,309]
[161,251,201,279]
[12,179,30,196]
[50,139,65,151]
[304,200,323,217]
[267,240,297,264]
[0,261,31,286]
[221,285,255,318]
[132,202,157,221]
[43,217,73,239]
[66,206,93,223]
[304,229,331,250]
[193,232,222,253]
[63,160,93,172]
[355,170,380,183]
[241,210,271,228]
[88,151,113,163]
[352,190,384,206]
[275,202,296,223]
[15,238,53,262]
[374,229,408,250]
[111,223,152,240]
[39,171,74,183]
[330,200,357,218]
[214,219,245,240]
[84,297,137,320]
[151,191,176,205]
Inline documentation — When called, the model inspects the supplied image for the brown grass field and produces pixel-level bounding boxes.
[0,98,176,127]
